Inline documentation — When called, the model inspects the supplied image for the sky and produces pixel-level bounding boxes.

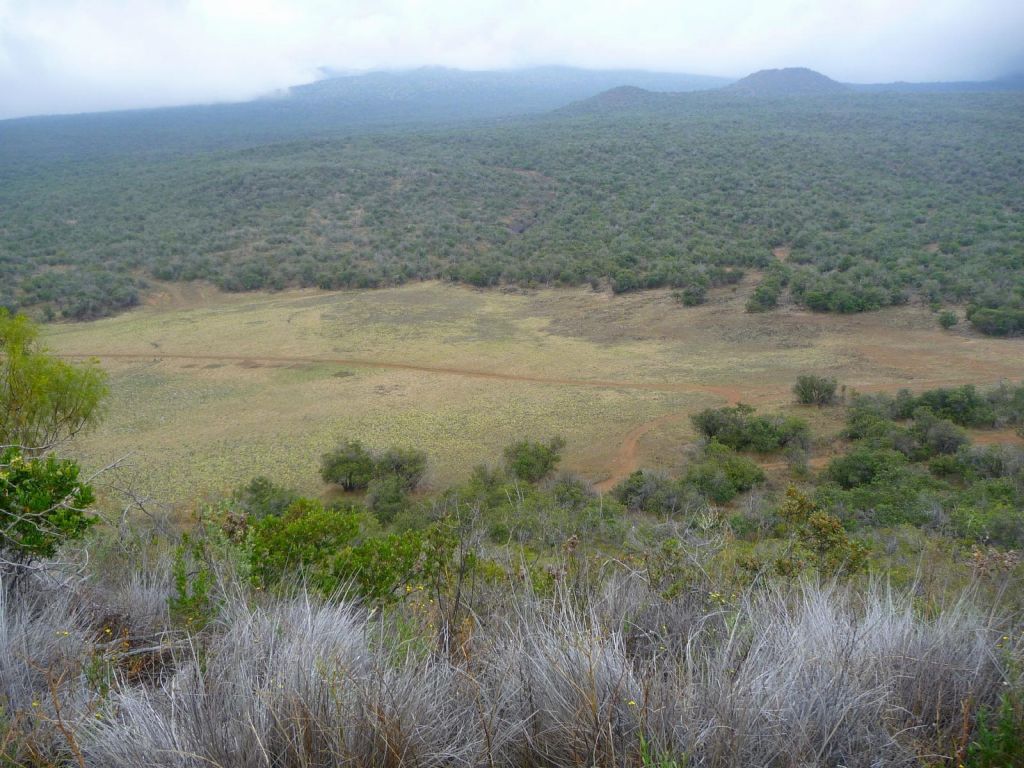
[1,0,1023,119]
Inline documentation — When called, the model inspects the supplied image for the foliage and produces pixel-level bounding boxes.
[375,446,428,490]
[775,486,869,576]
[0,446,96,566]
[320,441,428,492]
[319,440,376,491]
[326,531,427,604]
[793,374,838,406]
[503,436,566,483]
[0,310,108,451]
[169,536,214,631]
[231,476,298,520]
[365,474,409,525]
[245,500,363,588]
[939,309,958,329]
[964,692,1024,768]
[691,404,809,452]
[615,441,764,511]
[3,93,1024,331]
[683,441,766,503]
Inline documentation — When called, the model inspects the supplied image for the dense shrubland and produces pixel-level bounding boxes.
[2,92,1023,331]
[3,316,1024,765]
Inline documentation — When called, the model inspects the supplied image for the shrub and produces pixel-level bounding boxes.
[793,374,838,406]
[938,310,958,329]
[965,692,1024,767]
[613,471,690,515]
[366,474,409,525]
[232,476,298,519]
[913,385,996,427]
[746,277,782,312]
[0,310,108,451]
[825,446,908,489]
[504,436,566,483]
[682,441,765,503]
[674,284,706,306]
[918,415,969,456]
[246,500,362,588]
[376,447,428,490]
[692,404,809,452]
[968,306,1024,337]
[320,440,375,491]
[328,531,427,604]
[0,447,96,569]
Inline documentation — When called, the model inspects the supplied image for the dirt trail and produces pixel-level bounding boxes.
[594,389,747,492]
[970,428,1024,446]
[58,351,762,399]
[60,350,1021,494]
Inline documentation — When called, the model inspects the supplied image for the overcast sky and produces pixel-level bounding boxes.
[1,0,1022,119]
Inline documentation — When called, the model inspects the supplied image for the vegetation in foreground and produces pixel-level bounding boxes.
[2,311,1024,766]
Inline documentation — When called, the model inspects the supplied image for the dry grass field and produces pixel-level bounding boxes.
[43,276,1024,511]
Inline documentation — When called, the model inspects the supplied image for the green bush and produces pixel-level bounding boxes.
[376,447,428,490]
[504,436,566,483]
[938,310,958,329]
[692,404,809,452]
[246,500,362,588]
[320,440,376,491]
[825,446,908,489]
[614,470,690,515]
[232,476,298,519]
[0,447,96,566]
[366,474,409,525]
[965,692,1024,768]
[682,441,765,503]
[793,375,838,406]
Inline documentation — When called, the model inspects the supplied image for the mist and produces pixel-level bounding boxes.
[1,0,1022,120]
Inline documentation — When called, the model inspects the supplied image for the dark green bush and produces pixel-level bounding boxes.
[682,441,765,504]
[825,446,908,489]
[793,375,838,406]
[692,404,809,452]
[504,436,566,483]
[320,440,376,491]
[0,447,96,565]
[366,475,409,525]
[246,500,362,588]
[232,476,298,519]
[375,447,428,490]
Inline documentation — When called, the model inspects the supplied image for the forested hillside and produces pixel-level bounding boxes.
[2,85,1023,332]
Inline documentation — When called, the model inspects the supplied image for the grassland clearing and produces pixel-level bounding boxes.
[43,277,1024,511]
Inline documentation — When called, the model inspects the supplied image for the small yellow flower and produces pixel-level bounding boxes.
[627,700,637,707]
[31,700,40,708]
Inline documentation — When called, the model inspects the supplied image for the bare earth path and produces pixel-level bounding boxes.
[59,351,758,399]
[64,350,1020,493]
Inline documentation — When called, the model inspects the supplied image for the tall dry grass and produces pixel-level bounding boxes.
[0,561,1017,767]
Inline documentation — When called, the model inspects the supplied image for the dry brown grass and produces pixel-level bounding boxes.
[43,278,1024,510]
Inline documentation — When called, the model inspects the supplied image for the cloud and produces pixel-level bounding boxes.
[1,0,1022,119]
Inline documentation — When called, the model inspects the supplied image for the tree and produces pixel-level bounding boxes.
[376,447,427,490]
[0,310,108,452]
[320,440,375,491]
[0,312,104,581]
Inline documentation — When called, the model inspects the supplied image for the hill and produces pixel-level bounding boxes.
[1,76,1023,334]
[725,67,849,96]
[0,66,729,164]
